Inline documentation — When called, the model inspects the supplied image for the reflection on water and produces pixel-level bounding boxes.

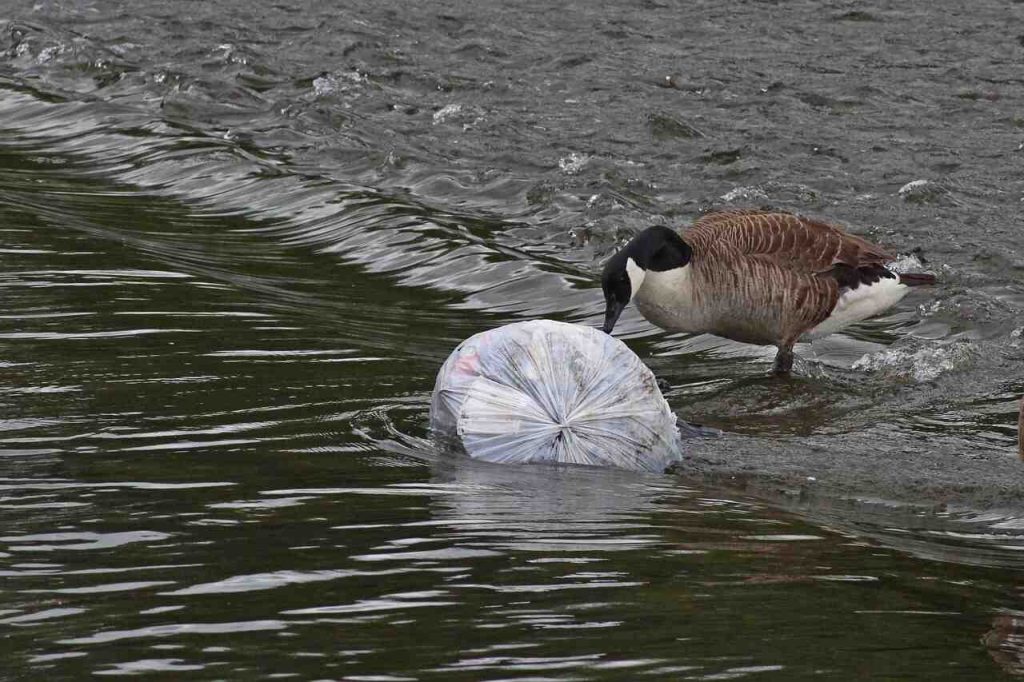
[4,456,1023,679]
[1,0,1024,678]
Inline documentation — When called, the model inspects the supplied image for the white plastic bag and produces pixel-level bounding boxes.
[430,320,683,472]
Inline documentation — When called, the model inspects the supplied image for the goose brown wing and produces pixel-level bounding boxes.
[686,209,894,274]
[686,210,896,340]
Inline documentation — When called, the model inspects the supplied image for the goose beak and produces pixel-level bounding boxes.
[602,300,626,334]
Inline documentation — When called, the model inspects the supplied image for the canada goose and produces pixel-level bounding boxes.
[601,209,936,374]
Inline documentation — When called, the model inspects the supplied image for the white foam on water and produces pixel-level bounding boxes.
[852,343,975,382]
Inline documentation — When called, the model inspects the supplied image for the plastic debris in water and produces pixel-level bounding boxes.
[430,320,683,472]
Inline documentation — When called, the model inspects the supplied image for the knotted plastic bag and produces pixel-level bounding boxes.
[430,320,682,472]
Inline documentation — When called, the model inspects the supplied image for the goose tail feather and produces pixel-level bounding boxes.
[898,272,936,287]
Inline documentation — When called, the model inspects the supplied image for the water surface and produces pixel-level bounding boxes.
[2,1,1024,678]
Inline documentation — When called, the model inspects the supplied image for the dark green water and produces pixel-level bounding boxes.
[2,1,1024,679]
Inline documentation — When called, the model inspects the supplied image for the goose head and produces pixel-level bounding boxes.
[600,225,692,334]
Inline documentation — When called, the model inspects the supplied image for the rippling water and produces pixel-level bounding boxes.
[2,1,1024,679]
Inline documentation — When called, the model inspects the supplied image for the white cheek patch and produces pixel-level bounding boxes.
[625,257,646,299]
